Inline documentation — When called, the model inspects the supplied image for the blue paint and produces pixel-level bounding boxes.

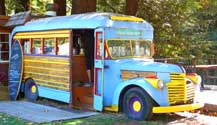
[94,60,104,69]
[38,86,70,103]
[118,59,182,73]
[10,13,153,46]
[102,58,183,107]
[105,27,153,40]
[94,95,103,111]
[9,13,186,111]
[157,72,171,84]
[112,78,169,106]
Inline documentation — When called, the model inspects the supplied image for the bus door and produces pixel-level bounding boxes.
[93,28,104,111]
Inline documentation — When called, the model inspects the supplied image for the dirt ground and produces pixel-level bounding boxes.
[0,84,9,101]
[0,83,217,125]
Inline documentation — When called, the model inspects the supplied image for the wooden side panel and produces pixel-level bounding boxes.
[71,56,89,83]
[121,70,156,81]
[23,56,70,91]
[72,87,93,109]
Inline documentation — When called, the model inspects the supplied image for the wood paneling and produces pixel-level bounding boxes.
[72,87,93,109]
[121,70,156,81]
[23,56,70,91]
[71,56,89,83]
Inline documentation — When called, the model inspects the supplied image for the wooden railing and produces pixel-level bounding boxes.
[154,58,217,86]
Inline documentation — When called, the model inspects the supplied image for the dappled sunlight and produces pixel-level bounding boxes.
[65,119,83,125]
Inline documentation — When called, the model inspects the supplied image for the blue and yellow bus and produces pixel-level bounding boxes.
[10,13,203,120]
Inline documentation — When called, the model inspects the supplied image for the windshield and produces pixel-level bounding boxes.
[107,40,151,58]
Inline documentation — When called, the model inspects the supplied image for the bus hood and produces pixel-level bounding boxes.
[118,59,183,73]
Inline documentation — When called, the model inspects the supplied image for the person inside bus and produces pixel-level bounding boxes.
[81,29,94,86]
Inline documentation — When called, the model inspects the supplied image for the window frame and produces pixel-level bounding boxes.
[106,39,152,59]
[0,33,10,61]
[13,30,71,57]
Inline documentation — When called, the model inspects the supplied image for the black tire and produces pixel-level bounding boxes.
[24,79,38,102]
[122,87,153,120]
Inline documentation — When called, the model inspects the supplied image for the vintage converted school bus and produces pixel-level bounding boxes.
[10,13,203,120]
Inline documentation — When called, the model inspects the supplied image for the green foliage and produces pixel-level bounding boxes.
[30,0,50,15]
[0,112,164,125]
[101,0,216,59]
[97,0,125,13]
[3,0,217,59]
[5,0,16,15]
[187,0,217,58]
[137,0,202,58]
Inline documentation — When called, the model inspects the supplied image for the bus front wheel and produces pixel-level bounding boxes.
[24,79,38,102]
[122,87,153,120]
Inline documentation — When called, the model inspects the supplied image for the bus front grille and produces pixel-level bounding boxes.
[167,73,195,105]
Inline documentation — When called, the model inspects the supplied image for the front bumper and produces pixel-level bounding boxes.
[152,103,204,113]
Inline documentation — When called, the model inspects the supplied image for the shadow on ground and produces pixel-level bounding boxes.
[0,83,215,125]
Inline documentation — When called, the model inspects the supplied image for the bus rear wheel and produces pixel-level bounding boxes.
[24,79,38,102]
[122,87,153,120]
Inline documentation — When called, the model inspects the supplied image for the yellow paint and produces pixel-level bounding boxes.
[24,71,69,79]
[14,30,70,39]
[110,16,144,22]
[104,105,119,112]
[166,73,196,105]
[24,66,69,73]
[24,60,70,65]
[133,101,141,112]
[144,78,159,89]
[22,56,70,92]
[31,85,36,93]
[24,77,69,85]
[187,75,198,84]
[24,56,69,62]
[152,103,204,113]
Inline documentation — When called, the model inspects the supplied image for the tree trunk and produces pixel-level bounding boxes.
[54,0,66,16]
[0,0,6,15]
[71,0,96,14]
[86,0,96,12]
[125,0,139,16]
[15,0,29,13]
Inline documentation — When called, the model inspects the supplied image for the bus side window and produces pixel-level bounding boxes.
[57,37,69,56]
[32,39,42,54]
[95,32,103,59]
[21,39,31,54]
[44,38,55,55]
[0,34,9,61]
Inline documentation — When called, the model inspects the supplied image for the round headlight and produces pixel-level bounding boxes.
[157,80,164,89]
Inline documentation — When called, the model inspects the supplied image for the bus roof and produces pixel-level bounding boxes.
[12,12,153,34]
